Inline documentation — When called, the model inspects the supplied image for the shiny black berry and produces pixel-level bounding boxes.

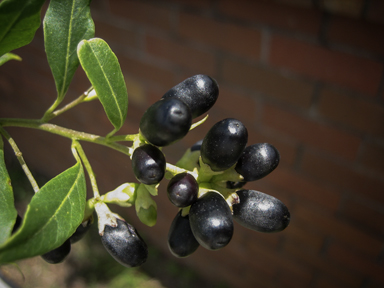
[189,192,233,250]
[70,219,92,244]
[235,143,280,181]
[201,118,248,171]
[168,211,200,258]
[167,173,198,207]
[132,144,166,185]
[232,189,290,233]
[101,219,148,267]
[140,98,192,146]
[162,74,219,118]
[41,239,71,264]
[190,139,203,152]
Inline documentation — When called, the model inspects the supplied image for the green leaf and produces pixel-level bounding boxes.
[135,184,157,227]
[0,0,45,57]
[44,0,95,99]
[0,136,18,246]
[77,38,128,132]
[0,52,21,66]
[0,162,86,265]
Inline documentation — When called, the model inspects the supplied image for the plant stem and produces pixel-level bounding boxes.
[41,87,93,122]
[72,140,100,198]
[0,118,133,156]
[0,127,39,193]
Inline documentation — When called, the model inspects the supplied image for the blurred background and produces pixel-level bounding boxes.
[0,0,383,287]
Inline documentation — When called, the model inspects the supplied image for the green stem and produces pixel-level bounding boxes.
[72,140,100,198]
[41,87,94,122]
[0,118,133,156]
[0,127,39,193]
[107,133,140,142]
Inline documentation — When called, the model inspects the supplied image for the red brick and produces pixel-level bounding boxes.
[275,0,313,8]
[247,239,314,287]
[118,54,175,89]
[145,35,216,76]
[222,58,313,108]
[284,220,325,252]
[318,88,384,137]
[94,19,138,50]
[109,0,172,31]
[327,242,384,283]
[218,0,322,35]
[359,142,384,175]
[179,12,262,60]
[214,85,257,122]
[262,104,361,160]
[265,167,341,212]
[294,204,383,257]
[313,274,358,288]
[300,150,384,204]
[327,15,384,56]
[341,198,384,234]
[168,0,211,9]
[283,241,365,288]
[269,35,383,96]
[320,0,364,17]
[366,0,384,25]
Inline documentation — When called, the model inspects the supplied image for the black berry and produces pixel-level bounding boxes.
[235,143,280,181]
[132,144,166,185]
[41,239,71,264]
[168,210,200,257]
[201,118,248,171]
[140,98,192,146]
[189,192,233,250]
[167,173,198,207]
[232,189,290,233]
[162,74,219,118]
[70,219,92,244]
[101,219,148,267]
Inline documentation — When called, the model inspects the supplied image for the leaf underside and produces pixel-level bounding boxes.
[77,38,128,132]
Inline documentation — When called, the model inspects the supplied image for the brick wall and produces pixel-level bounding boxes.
[1,0,384,287]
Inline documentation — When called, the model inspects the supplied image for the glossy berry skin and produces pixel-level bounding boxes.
[226,181,247,189]
[232,190,290,233]
[201,118,248,171]
[189,192,233,250]
[140,98,192,146]
[167,173,198,207]
[41,239,71,264]
[162,74,219,119]
[101,219,148,267]
[70,219,92,244]
[168,211,200,257]
[132,144,166,185]
[190,139,203,152]
[235,143,280,181]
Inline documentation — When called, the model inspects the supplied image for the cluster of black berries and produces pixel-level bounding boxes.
[128,74,290,260]
[167,118,290,257]
[99,75,220,268]
[41,75,290,268]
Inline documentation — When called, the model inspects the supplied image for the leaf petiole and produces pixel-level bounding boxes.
[72,140,100,198]
[0,127,39,193]
[41,87,94,122]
